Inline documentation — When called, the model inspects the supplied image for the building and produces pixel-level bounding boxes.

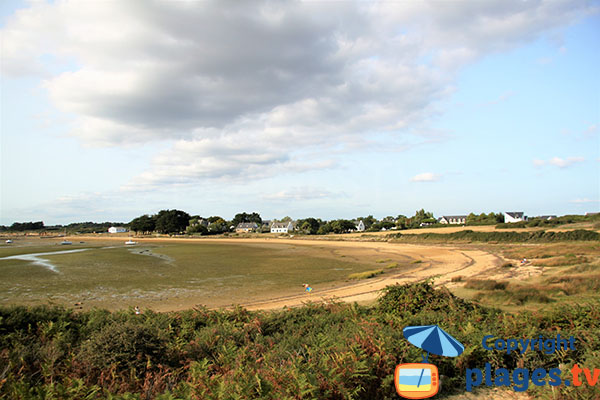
[355,220,365,232]
[235,222,258,233]
[537,215,557,221]
[108,226,127,233]
[438,215,467,225]
[271,221,294,233]
[504,212,525,223]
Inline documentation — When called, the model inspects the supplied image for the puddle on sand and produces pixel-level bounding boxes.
[0,249,89,273]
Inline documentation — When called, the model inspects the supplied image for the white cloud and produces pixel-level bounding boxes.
[549,157,585,168]
[410,172,440,182]
[1,0,594,188]
[534,156,585,168]
[570,198,600,204]
[262,188,344,202]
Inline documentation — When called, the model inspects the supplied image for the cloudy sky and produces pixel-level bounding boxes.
[1,0,598,225]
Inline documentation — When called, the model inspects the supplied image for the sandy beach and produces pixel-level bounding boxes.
[68,235,510,311]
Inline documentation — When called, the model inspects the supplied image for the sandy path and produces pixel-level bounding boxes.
[242,247,504,310]
[65,235,506,311]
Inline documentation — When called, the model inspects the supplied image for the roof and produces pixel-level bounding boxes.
[271,222,291,228]
[236,222,258,229]
[505,212,524,218]
[440,215,467,220]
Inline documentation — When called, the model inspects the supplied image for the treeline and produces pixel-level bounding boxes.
[0,282,598,399]
[496,213,600,229]
[128,210,265,235]
[0,221,126,234]
[389,229,600,243]
[0,221,45,232]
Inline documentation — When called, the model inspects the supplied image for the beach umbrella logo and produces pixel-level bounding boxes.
[394,325,464,399]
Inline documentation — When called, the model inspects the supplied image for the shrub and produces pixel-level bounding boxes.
[348,269,384,279]
[78,321,170,374]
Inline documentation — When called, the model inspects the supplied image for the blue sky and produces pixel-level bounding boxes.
[1,0,598,225]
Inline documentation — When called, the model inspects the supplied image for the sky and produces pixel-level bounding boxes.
[0,0,599,225]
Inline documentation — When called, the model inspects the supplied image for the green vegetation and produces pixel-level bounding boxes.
[464,279,508,291]
[1,282,597,399]
[348,269,384,279]
[456,241,600,312]
[390,229,600,243]
[465,212,504,225]
[496,213,600,229]
[0,240,411,310]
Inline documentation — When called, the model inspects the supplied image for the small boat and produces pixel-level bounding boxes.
[5,239,13,244]
[125,239,137,245]
[60,240,72,245]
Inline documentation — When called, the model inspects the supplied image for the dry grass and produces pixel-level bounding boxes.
[464,279,508,290]
[347,269,384,280]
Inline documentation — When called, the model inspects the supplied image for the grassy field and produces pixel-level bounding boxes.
[449,241,600,312]
[0,238,414,310]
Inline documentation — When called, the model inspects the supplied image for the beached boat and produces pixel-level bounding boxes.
[5,239,13,244]
[125,239,137,245]
[60,240,72,245]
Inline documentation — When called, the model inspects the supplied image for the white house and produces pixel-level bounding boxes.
[271,221,294,233]
[108,226,127,233]
[504,212,525,223]
[355,220,365,232]
[438,215,467,225]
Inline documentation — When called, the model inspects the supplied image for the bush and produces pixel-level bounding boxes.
[78,321,170,374]
[348,269,384,279]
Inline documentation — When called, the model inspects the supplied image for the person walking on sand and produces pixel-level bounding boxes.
[135,306,140,315]
[303,283,313,293]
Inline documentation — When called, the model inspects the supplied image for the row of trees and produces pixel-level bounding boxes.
[17,211,596,236]
[0,221,124,233]
[129,210,265,235]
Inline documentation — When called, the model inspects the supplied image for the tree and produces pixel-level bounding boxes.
[231,212,262,226]
[208,218,229,234]
[129,214,156,234]
[297,218,320,234]
[357,215,377,229]
[186,218,208,235]
[154,209,191,234]
[330,219,356,233]
[408,209,435,228]
[8,221,44,231]
[395,215,408,230]
[317,222,332,235]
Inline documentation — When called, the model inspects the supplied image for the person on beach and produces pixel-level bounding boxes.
[135,306,141,315]
[303,283,313,293]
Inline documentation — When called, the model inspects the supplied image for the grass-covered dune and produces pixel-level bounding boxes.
[1,282,598,399]
[389,229,600,243]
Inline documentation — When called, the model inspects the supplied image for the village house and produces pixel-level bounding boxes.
[271,221,294,233]
[438,215,467,225]
[504,212,526,223]
[537,215,557,221]
[355,220,365,232]
[235,222,258,233]
[108,226,127,233]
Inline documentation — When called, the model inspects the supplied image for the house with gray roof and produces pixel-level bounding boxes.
[235,222,259,232]
[438,215,467,225]
[504,212,526,223]
[271,221,294,233]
